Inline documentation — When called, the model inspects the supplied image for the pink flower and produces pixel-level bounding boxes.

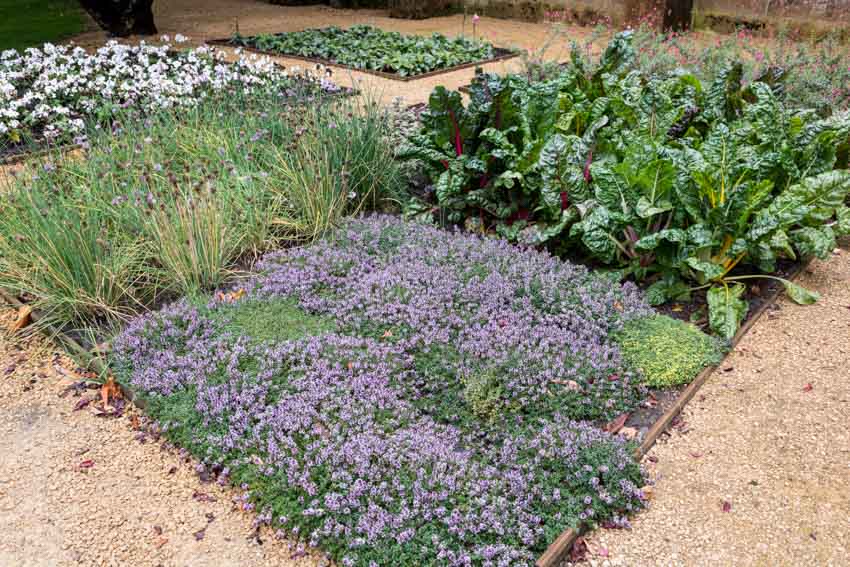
[472,13,480,23]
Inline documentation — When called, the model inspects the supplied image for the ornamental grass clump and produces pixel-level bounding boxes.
[0,92,401,331]
[113,216,652,566]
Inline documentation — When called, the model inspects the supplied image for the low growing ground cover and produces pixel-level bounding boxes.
[0,39,343,154]
[227,25,504,77]
[111,216,703,566]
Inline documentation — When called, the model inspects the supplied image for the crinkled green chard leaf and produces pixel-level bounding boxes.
[707,283,748,340]
[749,170,850,242]
[781,279,820,305]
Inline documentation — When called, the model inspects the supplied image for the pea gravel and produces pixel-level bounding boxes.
[0,310,324,567]
[579,244,850,566]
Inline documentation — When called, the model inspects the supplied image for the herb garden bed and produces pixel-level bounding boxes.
[0,217,812,567]
[210,25,518,81]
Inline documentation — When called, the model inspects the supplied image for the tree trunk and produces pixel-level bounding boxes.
[662,0,693,31]
[78,0,157,37]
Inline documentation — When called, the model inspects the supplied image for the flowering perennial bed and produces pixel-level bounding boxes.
[114,217,653,566]
[0,39,342,152]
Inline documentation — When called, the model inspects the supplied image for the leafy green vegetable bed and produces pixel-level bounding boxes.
[402,31,850,338]
[225,25,513,78]
[112,216,722,566]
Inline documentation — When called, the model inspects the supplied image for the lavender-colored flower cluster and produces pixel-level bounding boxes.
[114,216,649,566]
[0,40,341,145]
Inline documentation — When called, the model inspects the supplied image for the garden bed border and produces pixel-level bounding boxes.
[0,259,812,566]
[534,260,811,567]
[0,143,81,166]
[206,38,519,82]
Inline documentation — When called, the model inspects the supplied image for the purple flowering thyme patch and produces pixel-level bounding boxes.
[113,216,651,566]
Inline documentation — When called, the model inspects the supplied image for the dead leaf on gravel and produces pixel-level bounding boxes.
[78,459,94,469]
[803,383,814,392]
[619,426,638,440]
[193,528,206,541]
[569,536,588,562]
[641,485,654,500]
[721,500,732,512]
[8,305,32,333]
[192,491,217,503]
[73,397,92,411]
[101,375,122,405]
[153,525,163,535]
[155,537,168,548]
[604,412,629,434]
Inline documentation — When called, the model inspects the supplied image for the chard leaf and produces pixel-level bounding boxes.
[635,196,673,219]
[635,228,687,251]
[707,283,748,340]
[645,275,691,306]
[686,257,725,281]
[782,279,820,305]
[749,170,850,241]
[790,226,835,259]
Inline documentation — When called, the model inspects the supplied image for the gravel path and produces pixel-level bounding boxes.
[580,245,850,566]
[0,310,325,567]
[69,1,594,106]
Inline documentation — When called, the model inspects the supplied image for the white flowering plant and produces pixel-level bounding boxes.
[0,39,344,152]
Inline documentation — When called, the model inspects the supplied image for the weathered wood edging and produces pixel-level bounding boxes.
[535,260,811,566]
[0,289,145,409]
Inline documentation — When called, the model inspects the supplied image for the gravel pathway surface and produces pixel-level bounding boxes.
[0,311,325,567]
[579,245,850,566]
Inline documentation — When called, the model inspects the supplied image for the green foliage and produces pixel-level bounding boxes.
[230,25,499,77]
[0,91,401,332]
[0,0,85,52]
[462,370,504,422]
[616,315,725,387]
[214,297,335,344]
[406,31,850,338]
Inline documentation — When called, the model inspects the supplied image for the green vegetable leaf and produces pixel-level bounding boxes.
[782,279,820,305]
[707,283,748,340]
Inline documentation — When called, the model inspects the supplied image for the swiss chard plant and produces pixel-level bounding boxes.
[403,32,850,338]
[228,25,501,77]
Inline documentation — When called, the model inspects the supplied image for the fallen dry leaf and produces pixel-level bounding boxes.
[155,537,168,549]
[803,383,814,392]
[100,375,122,406]
[604,412,629,434]
[641,485,655,500]
[619,426,638,440]
[569,536,588,562]
[8,305,33,333]
[193,528,206,541]
[78,459,94,469]
[721,500,732,513]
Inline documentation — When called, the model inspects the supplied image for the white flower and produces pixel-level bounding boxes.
[174,34,188,43]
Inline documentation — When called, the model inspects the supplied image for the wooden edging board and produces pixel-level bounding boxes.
[0,260,812,566]
[0,288,146,409]
[535,260,811,567]
[0,143,81,166]
[206,38,519,82]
